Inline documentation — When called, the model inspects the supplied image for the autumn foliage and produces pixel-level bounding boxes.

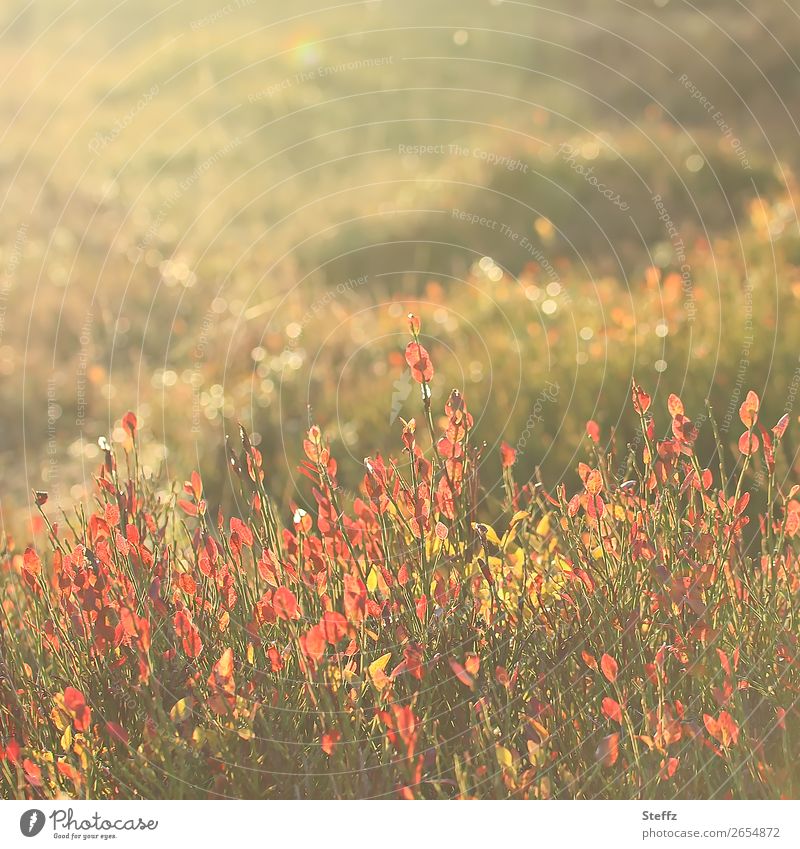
[1,316,799,799]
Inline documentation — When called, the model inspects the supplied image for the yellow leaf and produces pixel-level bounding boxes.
[369,653,392,689]
[60,725,73,752]
[51,694,69,732]
[326,665,342,692]
[371,668,390,691]
[496,745,514,768]
[170,698,190,722]
[73,741,89,770]
[474,522,503,547]
[368,652,391,679]
[484,525,502,547]
[246,643,255,665]
[366,566,379,594]
[510,510,530,527]
[536,514,551,536]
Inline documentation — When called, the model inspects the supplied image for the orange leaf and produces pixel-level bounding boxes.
[23,758,43,786]
[301,624,326,664]
[321,729,341,756]
[177,573,197,595]
[178,499,198,516]
[738,431,759,456]
[404,341,434,383]
[22,547,41,577]
[773,414,789,440]
[449,658,475,689]
[595,732,620,767]
[585,469,603,495]
[273,586,299,620]
[500,442,517,467]
[581,650,598,671]
[122,411,138,436]
[704,711,740,747]
[213,647,235,684]
[321,610,348,644]
[738,390,760,428]
[64,686,91,732]
[600,653,619,683]
[106,721,129,745]
[632,382,651,415]
[601,696,623,724]
[667,394,684,417]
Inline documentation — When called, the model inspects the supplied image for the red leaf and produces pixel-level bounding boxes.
[600,653,619,683]
[174,609,203,658]
[321,610,348,644]
[178,499,198,516]
[230,517,254,548]
[738,390,760,428]
[659,757,679,780]
[64,686,91,732]
[585,469,603,495]
[273,586,299,621]
[3,738,20,764]
[23,758,43,786]
[301,624,326,664]
[500,441,517,468]
[177,573,197,595]
[734,492,750,516]
[738,431,759,456]
[321,729,341,756]
[122,411,138,436]
[22,547,41,577]
[57,760,81,783]
[601,696,623,724]
[632,382,651,415]
[449,658,475,689]
[585,493,605,520]
[63,686,85,712]
[672,414,698,445]
[106,721,129,745]
[773,414,790,440]
[704,711,740,747]
[667,394,684,417]
[595,732,620,767]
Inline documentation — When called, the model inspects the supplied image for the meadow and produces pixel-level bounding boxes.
[2,0,800,802]
[1,315,799,799]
